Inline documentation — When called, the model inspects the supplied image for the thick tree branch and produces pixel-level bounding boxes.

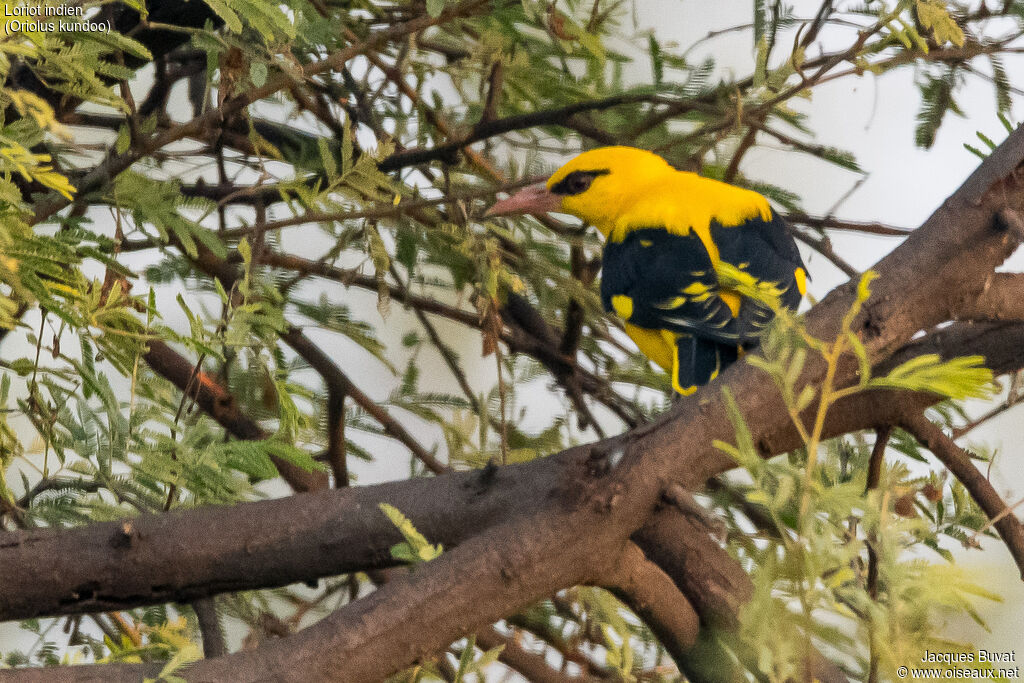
[3,323,1015,677]
[0,368,978,625]
[955,272,1024,322]
[603,542,700,666]
[0,460,554,621]
[192,597,227,659]
[880,320,1024,376]
[632,509,751,632]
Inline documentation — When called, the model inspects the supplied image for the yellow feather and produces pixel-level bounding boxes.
[623,323,674,371]
[671,343,699,396]
[795,267,808,296]
[720,290,742,317]
[611,295,633,320]
[549,147,771,261]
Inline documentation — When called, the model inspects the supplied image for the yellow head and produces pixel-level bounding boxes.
[485,146,676,237]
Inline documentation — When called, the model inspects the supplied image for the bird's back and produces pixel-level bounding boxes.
[605,170,775,250]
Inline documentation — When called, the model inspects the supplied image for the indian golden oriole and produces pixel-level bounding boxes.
[485,146,806,396]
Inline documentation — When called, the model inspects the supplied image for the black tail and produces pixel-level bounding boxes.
[672,335,740,396]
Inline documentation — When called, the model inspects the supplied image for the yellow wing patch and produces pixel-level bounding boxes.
[719,290,742,317]
[612,295,634,320]
[794,267,807,296]
[708,346,723,381]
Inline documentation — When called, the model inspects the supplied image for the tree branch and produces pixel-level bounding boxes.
[0,459,556,621]
[474,627,601,683]
[30,0,494,226]
[377,94,708,172]
[897,411,1024,578]
[282,327,448,474]
[143,340,327,492]
[192,597,227,659]
[955,272,1024,322]
[786,212,913,237]
[6,315,1012,623]
[326,386,348,487]
[603,542,699,667]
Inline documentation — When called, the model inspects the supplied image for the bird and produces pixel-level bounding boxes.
[485,146,806,396]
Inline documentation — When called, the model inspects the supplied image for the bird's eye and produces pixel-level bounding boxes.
[566,174,590,193]
[551,169,608,196]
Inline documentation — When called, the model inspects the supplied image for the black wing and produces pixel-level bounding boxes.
[710,211,806,311]
[600,228,753,344]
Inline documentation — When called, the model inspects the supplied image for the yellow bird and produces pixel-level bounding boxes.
[486,146,807,396]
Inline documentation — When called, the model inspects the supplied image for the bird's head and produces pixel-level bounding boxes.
[485,146,674,238]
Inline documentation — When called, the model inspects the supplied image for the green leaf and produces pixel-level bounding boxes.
[472,644,505,672]
[454,635,476,681]
[916,0,965,47]
[237,237,252,267]
[250,62,268,88]
[7,358,35,376]
[869,354,996,401]
[426,0,446,18]
[964,143,986,160]
[648,35,663,86]
[115,126,131,154]
[69,27,153,61]
[202,0,243,33]
[717,387,759,470]
[916,68,963,149]
[846,331,871,387]
[378,503,443,564]
[264,441,328,474]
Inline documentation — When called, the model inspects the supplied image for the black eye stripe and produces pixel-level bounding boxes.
[550,169,609,196]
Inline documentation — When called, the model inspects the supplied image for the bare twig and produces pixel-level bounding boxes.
[282,328,448,474]
[144,340,328,492]
[327,387,348,487]
[604,543,698,669]
[864,426,891,683]
[899,412,1024,578]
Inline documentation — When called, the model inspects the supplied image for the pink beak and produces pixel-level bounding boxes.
[484,183,562,217]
